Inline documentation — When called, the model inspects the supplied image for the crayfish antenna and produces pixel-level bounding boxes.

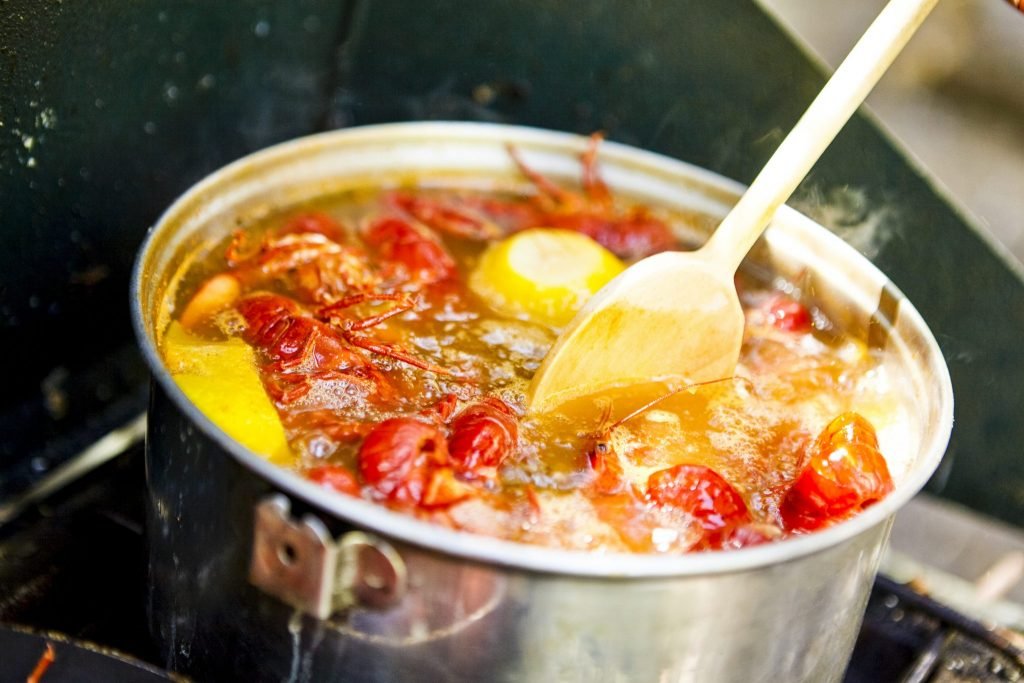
[603,375,749,434]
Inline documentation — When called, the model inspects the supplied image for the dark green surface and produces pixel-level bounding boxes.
[2,1,1023,523]
[0,0,344,400]
[0,0,346,486]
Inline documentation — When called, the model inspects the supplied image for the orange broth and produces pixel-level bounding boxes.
[162,145,900,554]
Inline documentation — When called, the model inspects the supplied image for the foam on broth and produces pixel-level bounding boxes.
[159,177,916,554]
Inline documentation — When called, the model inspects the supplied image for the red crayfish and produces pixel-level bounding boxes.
[781,412,894,531]
[180,208,463,330]
[646,464,753,548]
[506,133,677,260]
[226,212,383,305]
[379,133,677,260]
[228,210,462,401]
[447,396,519,478]
[316,291,451,375]
[759,293,813,333]
[582,377,752,493]
[363,215,458,286]
[386,191,505,241]
[352,395,519,508]
[306,463,361,496]
[582,377,786,551]
[237,290,456,406]
[236,293,396,405]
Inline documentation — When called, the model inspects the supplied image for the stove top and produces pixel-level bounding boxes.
[1,436,1022,682]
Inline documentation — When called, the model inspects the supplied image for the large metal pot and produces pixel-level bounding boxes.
[131,122,953,682]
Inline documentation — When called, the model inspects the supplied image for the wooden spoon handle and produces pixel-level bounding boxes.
[703,0,939,272]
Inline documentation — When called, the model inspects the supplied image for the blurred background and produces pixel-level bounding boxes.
[762,0,1024,261]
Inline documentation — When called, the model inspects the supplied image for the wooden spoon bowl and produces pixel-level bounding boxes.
[529,0,939,414]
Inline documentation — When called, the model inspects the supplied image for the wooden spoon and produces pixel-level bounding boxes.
[529,0,939,414]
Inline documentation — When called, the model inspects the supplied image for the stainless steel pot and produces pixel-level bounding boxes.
[131,122,954,682]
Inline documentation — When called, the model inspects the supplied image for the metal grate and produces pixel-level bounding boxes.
[846,575,1024,682]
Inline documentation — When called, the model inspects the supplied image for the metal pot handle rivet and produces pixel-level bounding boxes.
[249,495,407,619]
[337,531,408,610]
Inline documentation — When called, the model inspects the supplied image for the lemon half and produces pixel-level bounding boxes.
[469,228,624,327]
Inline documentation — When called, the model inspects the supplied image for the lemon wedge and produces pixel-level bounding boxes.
[163,322,291,464]
[469,228,624,327]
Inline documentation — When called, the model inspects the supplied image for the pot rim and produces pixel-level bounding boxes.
[131,121,954,579]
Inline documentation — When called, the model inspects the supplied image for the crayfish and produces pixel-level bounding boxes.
[236,293,398,406]
[506,133,677,260]
[780,412,894,531]
[579,377,787,551]
[377,133,677,260]
[356,395,520,508]
[226,212,383,305]
[180,201,467,409]
[236,287,457,407]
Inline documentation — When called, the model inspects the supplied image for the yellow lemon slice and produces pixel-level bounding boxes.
[163,322,291,464]
[163,321,253,376]
[469,228,624,327]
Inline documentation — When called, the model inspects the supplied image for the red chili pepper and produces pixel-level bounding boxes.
[447,397,519,477]
[307,464,361,496]
[781,412,894,531]
[647,464,750,533]
[358,417,448,504]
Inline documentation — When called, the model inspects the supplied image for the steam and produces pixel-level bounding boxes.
[792,186,899,260]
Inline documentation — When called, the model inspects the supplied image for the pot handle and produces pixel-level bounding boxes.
[249,495,407,619]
